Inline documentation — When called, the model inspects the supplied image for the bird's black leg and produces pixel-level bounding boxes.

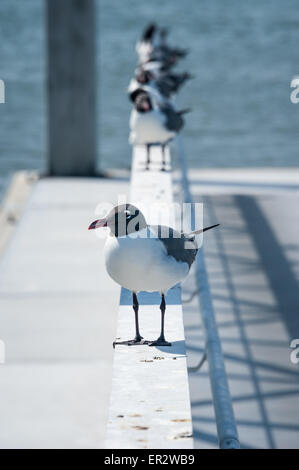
[149,294,172,347]
[113,293,149,348]
[145,144,151,170]
[161,144,166,171]
[131,292,143,343]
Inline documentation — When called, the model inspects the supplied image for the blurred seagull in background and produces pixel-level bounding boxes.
[128,79,169,107]
[142,46,188,68]
[136,23,162,62]
[88,204,219,347]
[129,91,190,170]
[129,67,193,100]
[136,22,188,67]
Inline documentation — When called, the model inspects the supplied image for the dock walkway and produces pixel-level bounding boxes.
[0,176,128,448]
[0,168,298,448]
[177,168,299,449]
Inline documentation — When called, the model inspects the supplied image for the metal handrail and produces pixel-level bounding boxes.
[176,135,240,449]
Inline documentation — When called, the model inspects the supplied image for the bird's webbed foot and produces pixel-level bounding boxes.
[113,336,150,348]
[148,336,172,347]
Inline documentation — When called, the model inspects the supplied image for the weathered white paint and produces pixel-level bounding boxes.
[105,144,193,449]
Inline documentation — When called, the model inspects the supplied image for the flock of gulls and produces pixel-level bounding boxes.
[89,24,219,347]
[128,23,191,171]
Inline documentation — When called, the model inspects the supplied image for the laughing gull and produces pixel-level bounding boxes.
[128,79,168,107]
[136,24,161,66]
[136,23,188,67]
[140,47,188,69]
[136,23,169,64]
[130,68,193,100]
[129,91,190,170]
[139,48,188,70]
[88,204,219,347]
[139,61,167,78]
[145,44,188,66]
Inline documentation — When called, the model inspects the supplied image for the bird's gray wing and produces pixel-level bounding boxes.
[150,225,198,268]
[156,75,186,95]
[156,79,173,98]
[168,72,191,91]
[161,105,184,132]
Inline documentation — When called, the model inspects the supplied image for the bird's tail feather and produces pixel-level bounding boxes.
[177,108,193,115]
[142,23,157,41]
[184,73,195,80]
[188,223,220,236]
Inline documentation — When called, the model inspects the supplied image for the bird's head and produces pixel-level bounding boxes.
[136,70,149,84]
[88,204,147,237]
[136,69,153,84]
[134,92,153,113]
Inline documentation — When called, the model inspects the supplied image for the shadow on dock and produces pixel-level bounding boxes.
[182,187,299,449]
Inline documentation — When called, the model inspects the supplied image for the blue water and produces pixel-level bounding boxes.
[1,0,299,199]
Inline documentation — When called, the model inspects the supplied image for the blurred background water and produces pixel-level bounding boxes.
[0,0,299,200]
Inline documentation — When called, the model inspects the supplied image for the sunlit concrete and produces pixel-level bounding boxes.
[0,176,128,448]
[176,170,299,449]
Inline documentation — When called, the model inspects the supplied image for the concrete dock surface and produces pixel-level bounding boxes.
[0,176,128,448]
[178,169,299,449]
[0,168,298,448]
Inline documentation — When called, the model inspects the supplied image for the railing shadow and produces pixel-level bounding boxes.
[183,191,299,449]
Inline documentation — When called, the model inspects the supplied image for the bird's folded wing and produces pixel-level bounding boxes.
[161,105,184,131]
[149,225,198,268]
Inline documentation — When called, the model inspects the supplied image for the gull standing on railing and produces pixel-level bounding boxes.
[88,204,219,347]
[136,23,188,67]
[129,91,190,170]
[128,67,193,101]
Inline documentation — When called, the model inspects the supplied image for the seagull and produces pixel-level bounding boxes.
[139,61,167,78]
[136,23,188,67]
[129,68,193,101]
[88,204,219,347]
[128,64,171,106]
[140,47,188,69]
[129,91,190,170]
[136,23,169,64]
[139,47,188,70]
[144,45,188,67]
[128,80,168,107]
[154,71,193,97]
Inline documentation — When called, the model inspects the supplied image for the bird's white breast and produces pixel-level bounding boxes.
[129,109,175,145]
[104,228,189,293]
[128,78,139,95]
[136,41,152,63]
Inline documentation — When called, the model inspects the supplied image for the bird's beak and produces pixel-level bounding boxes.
[88,218,107,230]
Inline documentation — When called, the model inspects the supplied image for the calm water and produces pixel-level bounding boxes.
[1,0,299,199]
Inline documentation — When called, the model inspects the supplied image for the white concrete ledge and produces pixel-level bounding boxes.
[105,145,193,449]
